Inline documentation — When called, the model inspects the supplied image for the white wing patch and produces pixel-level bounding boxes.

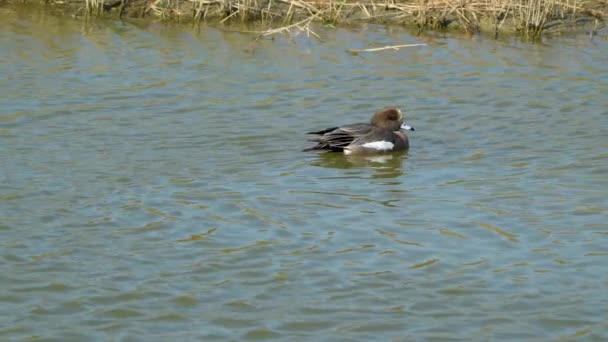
[362,141,394,151]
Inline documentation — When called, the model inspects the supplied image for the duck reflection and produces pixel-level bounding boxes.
[309,151,407,179]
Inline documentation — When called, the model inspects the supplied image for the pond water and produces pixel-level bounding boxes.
[1,6,607,341]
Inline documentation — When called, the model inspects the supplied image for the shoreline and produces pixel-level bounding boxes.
[2,0,607,39]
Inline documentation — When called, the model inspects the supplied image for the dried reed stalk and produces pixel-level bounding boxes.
[347,43,428,53]
[253,13,321,37]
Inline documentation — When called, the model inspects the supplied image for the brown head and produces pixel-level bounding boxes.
[370,107,404,131]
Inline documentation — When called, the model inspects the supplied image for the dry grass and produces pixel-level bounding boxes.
[385,0,603,39]
[58,0,608,39]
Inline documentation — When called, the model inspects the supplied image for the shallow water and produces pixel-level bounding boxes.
[1,6,607,341]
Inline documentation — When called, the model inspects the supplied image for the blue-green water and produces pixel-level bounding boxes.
[1,7,607,341]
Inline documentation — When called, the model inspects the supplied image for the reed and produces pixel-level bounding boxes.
[85,0,105,16]
[44,0,607,39]
[517,0,557,39]
[385,0,600,39]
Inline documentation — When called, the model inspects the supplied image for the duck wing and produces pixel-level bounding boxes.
[304,123,371,151]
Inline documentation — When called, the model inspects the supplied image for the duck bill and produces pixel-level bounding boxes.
[401,123,415,131]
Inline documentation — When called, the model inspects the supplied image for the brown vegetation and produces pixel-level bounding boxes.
[6,0,608,39]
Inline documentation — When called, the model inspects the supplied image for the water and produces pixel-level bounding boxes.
[1,6,607,341]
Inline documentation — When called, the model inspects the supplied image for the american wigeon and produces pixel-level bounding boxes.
[304,107,414,154]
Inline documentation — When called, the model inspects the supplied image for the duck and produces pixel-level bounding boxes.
[304,107,414,154]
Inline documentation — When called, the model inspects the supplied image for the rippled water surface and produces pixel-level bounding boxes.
[1,6,607,341]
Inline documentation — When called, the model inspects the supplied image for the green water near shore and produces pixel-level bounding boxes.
[1,8,607,341]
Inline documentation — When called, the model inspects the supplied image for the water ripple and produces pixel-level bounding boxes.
[1,9,607,341]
